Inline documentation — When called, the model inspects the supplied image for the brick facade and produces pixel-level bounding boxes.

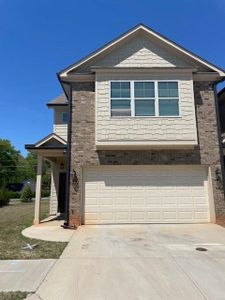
[69,81,225,227]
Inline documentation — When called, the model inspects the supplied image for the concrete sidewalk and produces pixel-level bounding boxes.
[22,220,74,242]
[0,259,55,292]
[31,224,225,300]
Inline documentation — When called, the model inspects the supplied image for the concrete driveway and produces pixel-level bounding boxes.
[35,224,225,300]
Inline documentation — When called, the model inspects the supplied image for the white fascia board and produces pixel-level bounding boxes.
[35,134,67,147]
[59,25,225,78]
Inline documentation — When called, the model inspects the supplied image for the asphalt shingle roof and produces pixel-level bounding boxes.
[47,94,68,106]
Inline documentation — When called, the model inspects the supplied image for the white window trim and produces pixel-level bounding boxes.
[109,80,181,118]
[110,81,132,117]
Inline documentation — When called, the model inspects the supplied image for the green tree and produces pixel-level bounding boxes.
[0,139,20,188]
[0,139,51,196]
[14,155,28,183]
[23,153,38,180]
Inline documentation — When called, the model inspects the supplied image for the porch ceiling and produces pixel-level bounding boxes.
[25,146,67,159]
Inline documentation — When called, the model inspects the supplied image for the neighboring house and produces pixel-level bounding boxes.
[7,179,36,193]
[26,24,225,227]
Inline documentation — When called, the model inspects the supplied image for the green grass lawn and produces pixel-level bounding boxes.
[0,292,29,300]
[0,200,67,259]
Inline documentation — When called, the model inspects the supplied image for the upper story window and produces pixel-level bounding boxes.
[62,112,68,123]
[158,82,179,116]
[110,81,179,117]
[111,82,131,116]
[134,82,155,116]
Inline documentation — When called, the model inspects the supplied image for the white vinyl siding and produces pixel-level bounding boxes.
[83,35,191,71]
[53,124,67,141]
[53,107,68,141]
[83,166,211,224]
[49,162,59,215]
[96,72,197,146]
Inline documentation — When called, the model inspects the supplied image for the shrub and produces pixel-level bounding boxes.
[41,190,50,198]
[0,189,10,207]
[20,186,33,203]
[7,191,21,199]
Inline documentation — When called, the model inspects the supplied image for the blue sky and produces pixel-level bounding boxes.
[0,0,225,156]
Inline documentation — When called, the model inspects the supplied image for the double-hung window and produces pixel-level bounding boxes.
[134,82,155,116]
[158,82,179,116]
[111,82,131,117]
[110,81,179,117]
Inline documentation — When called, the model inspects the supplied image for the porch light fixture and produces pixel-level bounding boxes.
[60,162,64,169]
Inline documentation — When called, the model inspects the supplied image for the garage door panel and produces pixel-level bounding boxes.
[146,211,161,220]
[84,166,210,224]
[114,198,130,205]
[98,198,114,205]
[162,197,177,207]
[178,211,193,220]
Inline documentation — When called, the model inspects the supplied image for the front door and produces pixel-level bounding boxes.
[58,172,67,213]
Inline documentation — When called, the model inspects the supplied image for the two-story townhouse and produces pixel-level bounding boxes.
[26,24,225,227]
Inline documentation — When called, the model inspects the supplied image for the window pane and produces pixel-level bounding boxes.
[134,82,154,98]
[121,82,130,89]
[111,88,121,98]
[111,82,130,98]
[135,99,155,116]
[111,109,131,117]
[158,82,178,97]
[111,82,120,89]
[159,99,179,116]
[111,98,131,117]
[111,99,130,109]
[121,88,130,98]
[62,112,68,123]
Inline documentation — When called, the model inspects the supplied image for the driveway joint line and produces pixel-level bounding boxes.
[171,254,209,300]
[35,259,58,296]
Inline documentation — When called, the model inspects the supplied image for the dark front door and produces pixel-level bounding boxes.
[58,172,67,213]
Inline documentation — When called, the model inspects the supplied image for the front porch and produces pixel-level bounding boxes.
[25,133,68,225]
[22,214,73,242]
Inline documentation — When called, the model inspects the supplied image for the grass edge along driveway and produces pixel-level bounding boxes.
[0,200,67,260]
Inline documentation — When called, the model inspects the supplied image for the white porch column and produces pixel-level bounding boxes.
[34,155,43,225]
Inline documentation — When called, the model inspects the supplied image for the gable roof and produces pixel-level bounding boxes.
[25,133,67,150]
[47,94,68,107]
[58,23,225,77]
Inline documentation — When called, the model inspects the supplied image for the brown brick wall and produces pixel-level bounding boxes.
[69,81,225,226]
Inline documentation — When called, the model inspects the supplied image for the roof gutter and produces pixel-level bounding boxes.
[214,82,225,195]
[57,74,73,228]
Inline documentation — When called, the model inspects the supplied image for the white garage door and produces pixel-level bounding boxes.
[83,166,211,224]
